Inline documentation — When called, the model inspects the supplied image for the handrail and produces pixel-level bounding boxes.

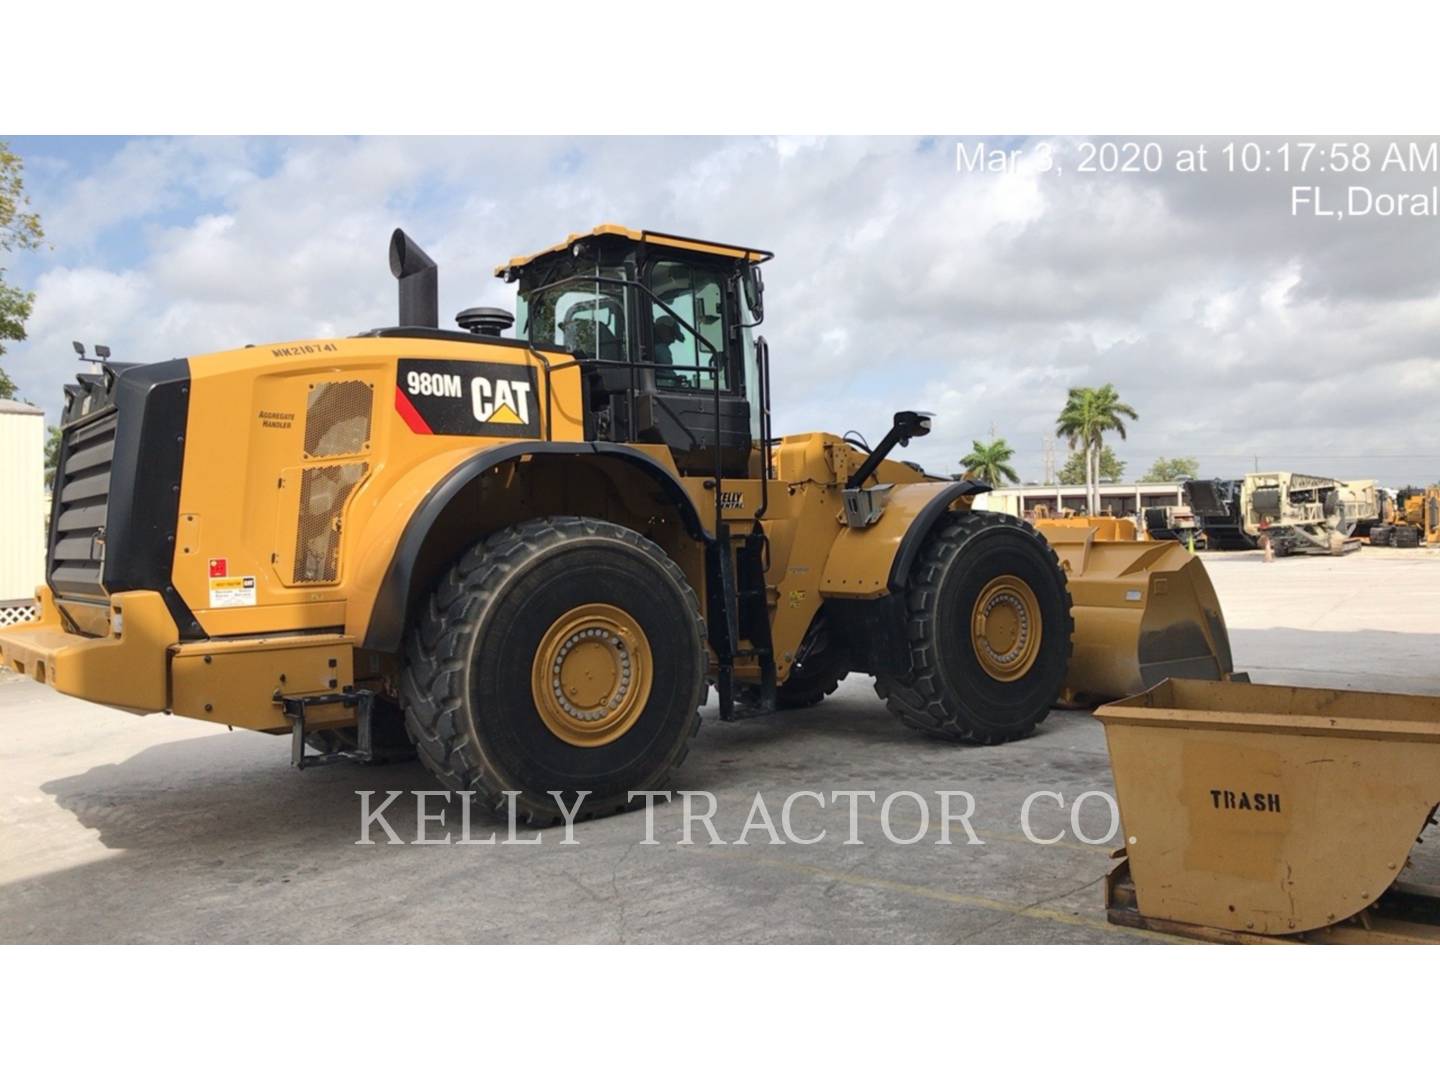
[753,335,772,523]
[523,345,555,441]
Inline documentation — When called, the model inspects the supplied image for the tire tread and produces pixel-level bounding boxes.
[874,510,1074,744]
[401,516,706,825]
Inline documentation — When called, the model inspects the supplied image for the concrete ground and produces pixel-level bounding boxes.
[4,546,1440,943]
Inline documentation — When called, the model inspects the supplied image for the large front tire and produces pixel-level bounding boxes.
[401,517,706,825]
[875,511,1073,744]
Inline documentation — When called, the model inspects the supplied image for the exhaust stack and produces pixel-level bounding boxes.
[389,229,438,329]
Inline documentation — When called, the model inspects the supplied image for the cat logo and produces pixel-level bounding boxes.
[471,376,531,426]
[395,358,541,438]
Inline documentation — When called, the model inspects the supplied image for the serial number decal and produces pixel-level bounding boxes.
[394,358,540,438]
[271,343,339,357]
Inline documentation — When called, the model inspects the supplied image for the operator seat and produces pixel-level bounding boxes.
[562,318,624,361]
[653,315,684,386]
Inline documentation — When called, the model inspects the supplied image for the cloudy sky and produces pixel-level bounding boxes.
[4,135,1440,486]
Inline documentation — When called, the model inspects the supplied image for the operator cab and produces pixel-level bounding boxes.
[497,225,772,476]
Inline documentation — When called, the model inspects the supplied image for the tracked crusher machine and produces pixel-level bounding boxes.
[1239,472,1364,556]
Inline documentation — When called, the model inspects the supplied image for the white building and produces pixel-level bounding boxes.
[975,480,1186,521]
[0,399,47,609]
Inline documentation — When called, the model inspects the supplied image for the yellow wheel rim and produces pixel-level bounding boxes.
[971,575,1042,682]
[531,603,653,747]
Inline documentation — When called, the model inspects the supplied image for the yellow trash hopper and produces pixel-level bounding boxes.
[1035,520,1235,706]
[1098,679,1440,944]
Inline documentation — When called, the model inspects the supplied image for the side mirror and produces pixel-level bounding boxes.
[845,411,934,490]
[892,410,933,447]
[743,264,765,320]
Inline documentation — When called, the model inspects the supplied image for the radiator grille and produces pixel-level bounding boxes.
[293,463,368,583]
[49,411,118,600]
[303,380,373,459]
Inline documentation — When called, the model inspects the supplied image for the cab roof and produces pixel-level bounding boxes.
[495,224,773,278]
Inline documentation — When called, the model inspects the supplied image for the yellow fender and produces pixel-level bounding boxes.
[820,480,988,599]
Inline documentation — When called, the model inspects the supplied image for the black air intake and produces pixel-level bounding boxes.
[389,228,438,329]
[456,306,515,337]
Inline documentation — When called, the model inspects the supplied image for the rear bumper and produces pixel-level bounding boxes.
[0,586,358,731]
[0,586,176,712]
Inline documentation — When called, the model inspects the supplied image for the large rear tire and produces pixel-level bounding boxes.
[875,511,1073,744]
[401,517,706,825]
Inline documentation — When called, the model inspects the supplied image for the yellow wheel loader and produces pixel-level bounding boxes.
[0,225,1231,822]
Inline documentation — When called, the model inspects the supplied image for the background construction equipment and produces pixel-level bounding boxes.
[1184,478,1255,550]
[1371,485,1440,548]
[1240,471,1367,556]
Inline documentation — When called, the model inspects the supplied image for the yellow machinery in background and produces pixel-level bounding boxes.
[1098,679,1440,943]
[1371,485,1440,548]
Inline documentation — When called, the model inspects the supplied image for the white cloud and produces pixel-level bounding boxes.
[27,266,150,353]
[6,135,1440,486]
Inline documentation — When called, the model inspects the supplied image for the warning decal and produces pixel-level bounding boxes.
[209,575,257,608]
[395,358,541,438]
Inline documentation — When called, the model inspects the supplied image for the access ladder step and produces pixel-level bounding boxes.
[280,687,376,769]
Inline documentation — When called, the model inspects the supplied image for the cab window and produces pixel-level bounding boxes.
[649,260,728,391]
[517,259,628,361]
[555,289,626,360]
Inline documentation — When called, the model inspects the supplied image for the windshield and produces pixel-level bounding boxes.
[516,257,629,361]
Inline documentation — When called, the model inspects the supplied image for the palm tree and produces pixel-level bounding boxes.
[1055,384,1138,514]
[960,438,1020,488]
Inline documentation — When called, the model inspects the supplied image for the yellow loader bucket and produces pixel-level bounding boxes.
[1035,521,1234,706]
[1098,679,1440,943]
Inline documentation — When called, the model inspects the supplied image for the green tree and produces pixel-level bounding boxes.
[1059,446,1125,485]
[44,424,61,485]
[1055,384,1138,514]
[959,437,1020,487]
[1140,456,1199,483]
[1,141,45,399]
